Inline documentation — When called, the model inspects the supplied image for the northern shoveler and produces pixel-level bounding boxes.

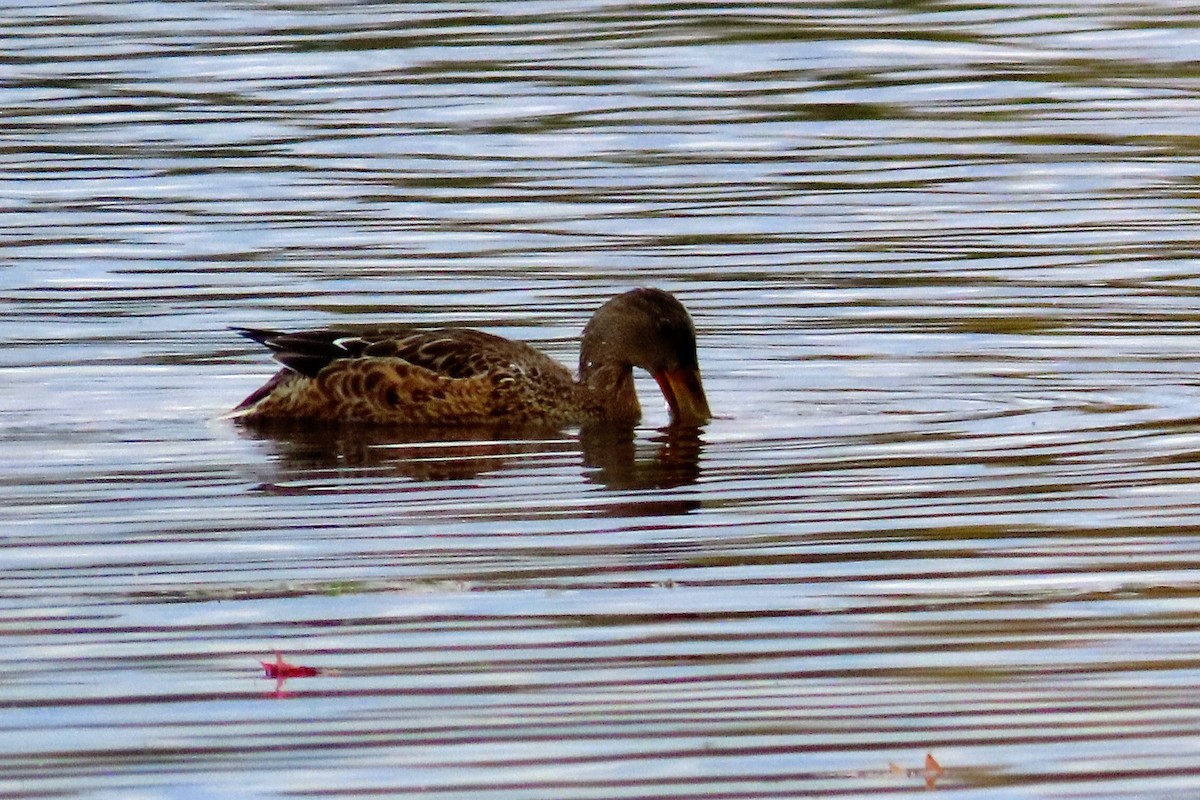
[229,288,711,427]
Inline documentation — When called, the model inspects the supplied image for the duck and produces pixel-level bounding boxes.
[229,287,711,427]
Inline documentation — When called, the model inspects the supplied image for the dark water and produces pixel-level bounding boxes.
[6,1,1200,797]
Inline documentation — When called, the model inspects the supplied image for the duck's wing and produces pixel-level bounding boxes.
[233,326,542,380]
[232,327,369,378]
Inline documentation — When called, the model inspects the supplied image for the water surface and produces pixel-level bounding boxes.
[5,1,1200,798]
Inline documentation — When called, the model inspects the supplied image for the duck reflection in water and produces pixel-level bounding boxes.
[234,421,704,493]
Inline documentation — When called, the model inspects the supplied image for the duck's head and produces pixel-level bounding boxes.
[579,288,711,426]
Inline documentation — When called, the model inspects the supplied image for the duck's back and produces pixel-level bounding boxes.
[231,326,581,425]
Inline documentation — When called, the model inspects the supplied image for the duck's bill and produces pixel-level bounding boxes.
[654,368,712,426]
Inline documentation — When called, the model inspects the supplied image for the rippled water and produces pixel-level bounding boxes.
[6,1,1200,797]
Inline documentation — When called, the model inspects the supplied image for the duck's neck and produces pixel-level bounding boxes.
[577,361,641,422]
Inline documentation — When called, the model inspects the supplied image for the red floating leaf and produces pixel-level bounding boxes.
[260,651,321,679]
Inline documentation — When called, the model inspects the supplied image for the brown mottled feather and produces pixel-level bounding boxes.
[231,328,589,425]
[242,360,558,425]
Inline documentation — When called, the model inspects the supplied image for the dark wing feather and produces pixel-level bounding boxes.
[232,327,369,378]
[234,326,539,381]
